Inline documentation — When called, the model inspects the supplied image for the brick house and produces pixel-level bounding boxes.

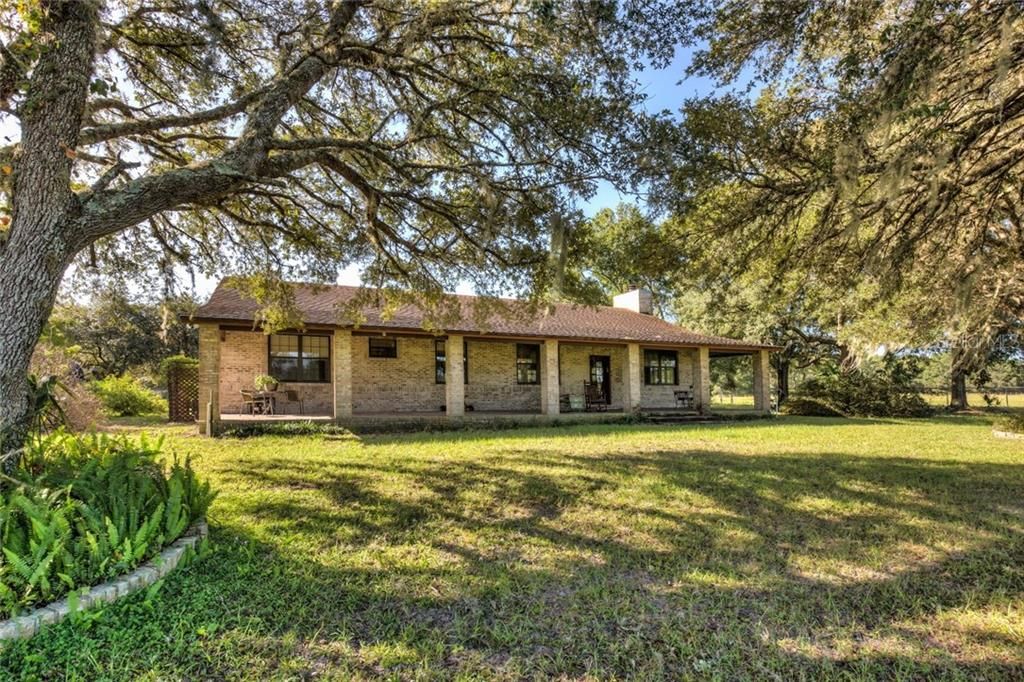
[191,281,776,432]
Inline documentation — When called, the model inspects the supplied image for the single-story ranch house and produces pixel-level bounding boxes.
[190,281,776,433]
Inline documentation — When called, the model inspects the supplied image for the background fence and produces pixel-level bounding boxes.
[919,387,1024,408]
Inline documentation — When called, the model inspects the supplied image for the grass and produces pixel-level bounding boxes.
[3,415,1023,680]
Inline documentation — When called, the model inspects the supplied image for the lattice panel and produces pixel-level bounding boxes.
[167,364,200,422]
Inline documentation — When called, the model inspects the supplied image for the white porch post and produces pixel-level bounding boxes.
[333,330,353,420]
[753,349,772,413]
[540,339,560,416]
[625,343,642,413]
[197,323,220,435]
[446,334,465,417]
[693,346,711,414]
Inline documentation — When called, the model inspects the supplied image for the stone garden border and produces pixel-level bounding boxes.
[0,521,208,642]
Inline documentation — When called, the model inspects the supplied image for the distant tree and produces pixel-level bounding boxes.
[45,289,197,379]
[0,1,689,454]
[570,202,847,403]
[572,205,683,314]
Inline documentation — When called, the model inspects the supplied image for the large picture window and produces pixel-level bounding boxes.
[269,333,330,383]
[516,343,540,384]
[435,340,468,384]
[644,349,678,385]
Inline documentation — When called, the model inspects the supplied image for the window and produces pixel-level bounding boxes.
[435,340,445,384]
[516,343,540,384]
[644,349,678,385]
[368,337,397,358]
[435,340,468,384]
[268,333,330,383]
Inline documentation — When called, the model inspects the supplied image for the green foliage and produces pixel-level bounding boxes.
[26,374,68,435]
[89,375,167,417]
[218,422,357,439]
[45,289,198,380]
[668,4,1024,376]
[790,357,933,418]
[4,418,1023,678]
[0,431,214,618]
[779,396,846,418]
[995,413,1024,435]
[252,374,277,391]
[159,355,198,379]
[570,205,683,310]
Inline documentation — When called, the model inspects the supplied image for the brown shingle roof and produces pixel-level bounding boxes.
[192,281,774,350]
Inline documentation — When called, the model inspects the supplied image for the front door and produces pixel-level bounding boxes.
[589,355,611,403]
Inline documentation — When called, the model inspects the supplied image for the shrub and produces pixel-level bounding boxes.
[159,354,199,380]
[779,397,846,417]
[996,413,1024,434]
[0,431,214,618]
[90,374,167,416]
[29,342,105,432]
[219,421,356,439]
[253,374,278,391]
[789,357,934,418]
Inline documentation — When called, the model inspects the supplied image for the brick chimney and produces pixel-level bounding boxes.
[612,288,653,315]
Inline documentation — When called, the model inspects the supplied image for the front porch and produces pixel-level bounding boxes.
[196,324,773,434]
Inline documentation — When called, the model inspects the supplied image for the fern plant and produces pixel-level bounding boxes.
[0,430,214,618]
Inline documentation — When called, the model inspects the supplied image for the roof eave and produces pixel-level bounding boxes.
[187,315,780,350]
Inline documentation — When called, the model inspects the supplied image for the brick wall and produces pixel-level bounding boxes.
[219,331,265,414]
[351,335,446,413]
[464,340,541,412]
[639,347,698,409]
[218,331,333,415]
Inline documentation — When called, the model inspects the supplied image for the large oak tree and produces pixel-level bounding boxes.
[0,0,685,454]
[665,0,1024,408]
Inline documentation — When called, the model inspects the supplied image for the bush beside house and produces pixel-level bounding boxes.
[89,375,168,417]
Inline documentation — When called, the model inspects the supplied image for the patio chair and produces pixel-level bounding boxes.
[284,389,304,415]
[240,389,258,415]
[583,381,608,411]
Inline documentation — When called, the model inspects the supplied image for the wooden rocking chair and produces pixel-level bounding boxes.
[583,381,608,412]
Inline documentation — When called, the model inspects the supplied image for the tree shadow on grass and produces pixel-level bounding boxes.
[200,443,1024,675]
[4,442,1024,679]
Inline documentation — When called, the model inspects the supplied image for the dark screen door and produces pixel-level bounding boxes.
[589,355,611,403]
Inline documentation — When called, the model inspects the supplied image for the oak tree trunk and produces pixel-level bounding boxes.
[948,340,971,411]
[0,221,73,468]
[0,0,98,468]
[776,359,790,405]
[950,369,969,411]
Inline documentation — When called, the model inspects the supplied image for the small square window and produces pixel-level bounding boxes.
[369,337,397,358]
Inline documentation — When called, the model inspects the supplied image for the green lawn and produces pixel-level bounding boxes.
[3,416,1024,680]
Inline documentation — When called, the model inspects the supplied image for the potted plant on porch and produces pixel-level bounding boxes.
[254,374,279,392]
